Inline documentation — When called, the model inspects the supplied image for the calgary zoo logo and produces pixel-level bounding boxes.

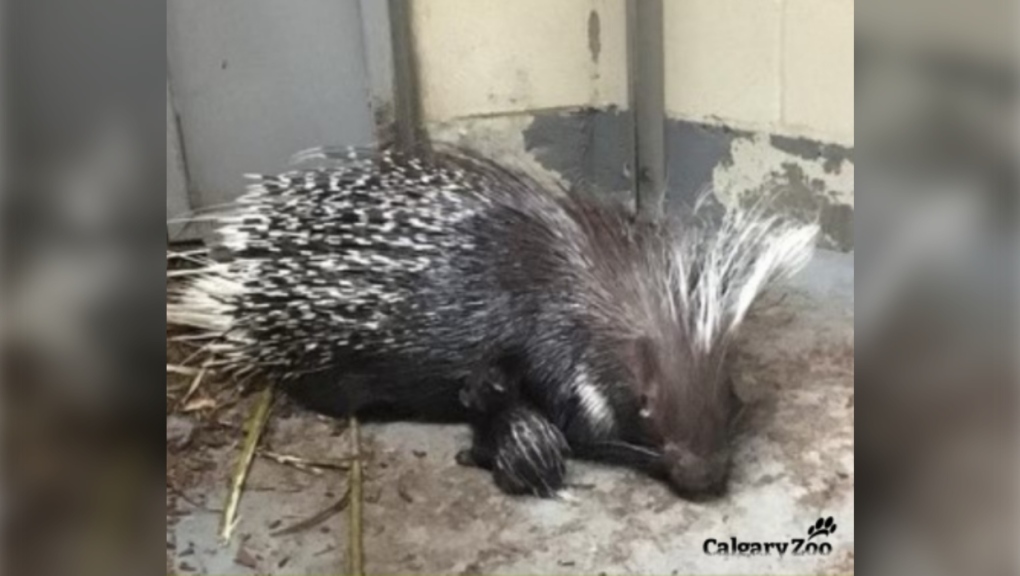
[703,516,838,558]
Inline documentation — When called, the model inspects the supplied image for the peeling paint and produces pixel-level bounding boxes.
[712,134,855,208]
[769,135,854,175]
[712,135,855,250]
[663,121,854,252]
[428,114,853,251]
[425,107,635,208]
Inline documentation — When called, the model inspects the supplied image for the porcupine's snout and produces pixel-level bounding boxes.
[662,443,732,498]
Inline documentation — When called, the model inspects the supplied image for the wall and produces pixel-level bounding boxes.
[411,0,635,204]
[414,0,629,120]
[410,0,854,250]
[663,0,854,250]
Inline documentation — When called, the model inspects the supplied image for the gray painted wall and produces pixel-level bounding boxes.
[167,0,376,210]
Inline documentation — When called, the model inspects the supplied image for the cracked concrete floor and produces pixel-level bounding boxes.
[166,250,854,575]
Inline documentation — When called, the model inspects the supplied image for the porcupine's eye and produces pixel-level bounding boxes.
[639,394,653,419]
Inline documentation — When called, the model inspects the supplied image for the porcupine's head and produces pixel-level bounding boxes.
[592,196,818,497]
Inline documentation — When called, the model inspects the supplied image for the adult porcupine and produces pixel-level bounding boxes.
[168,145,817,497]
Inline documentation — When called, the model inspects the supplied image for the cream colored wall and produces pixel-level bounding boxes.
[413,0,853,145]
[665,0,854,146]
[412,0,629,122]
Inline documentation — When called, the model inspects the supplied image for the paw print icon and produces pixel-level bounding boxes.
[807,516,837,539]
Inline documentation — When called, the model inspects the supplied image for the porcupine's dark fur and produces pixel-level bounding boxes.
[168,144,818,497]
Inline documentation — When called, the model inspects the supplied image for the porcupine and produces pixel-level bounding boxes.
[167,145,818,497]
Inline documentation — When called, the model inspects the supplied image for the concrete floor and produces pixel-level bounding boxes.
[167,250,854,575]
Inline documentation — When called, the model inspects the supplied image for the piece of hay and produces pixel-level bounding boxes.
[270,488,351,536]
[220,386,273,542]
[257,450,352,475]
[178,367,207,408]
[347,417,364,576]
[167,364,201,376]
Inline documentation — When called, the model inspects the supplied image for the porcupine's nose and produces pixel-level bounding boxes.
[663,443,731,499]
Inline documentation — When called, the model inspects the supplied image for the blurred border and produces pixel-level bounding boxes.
[857,0,1019,574]
[2,1,165,575]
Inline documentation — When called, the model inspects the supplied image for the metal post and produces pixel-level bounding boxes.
[386,0,425,153]
[628,0,667,222]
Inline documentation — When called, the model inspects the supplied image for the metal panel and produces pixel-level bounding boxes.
[167,0,376,210]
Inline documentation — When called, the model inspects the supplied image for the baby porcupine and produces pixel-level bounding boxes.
[168,144,818,497]
[457,364,570,497]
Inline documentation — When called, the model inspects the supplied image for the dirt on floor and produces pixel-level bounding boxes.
[166,250,855,575]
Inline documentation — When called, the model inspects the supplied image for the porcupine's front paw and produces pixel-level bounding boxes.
[489,405,571,498]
